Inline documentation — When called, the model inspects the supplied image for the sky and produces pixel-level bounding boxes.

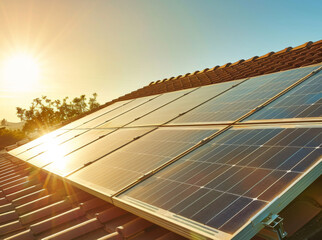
[0,0,321,122]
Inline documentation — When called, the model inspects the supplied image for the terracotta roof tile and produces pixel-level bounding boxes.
[29,207,86,235]
[6,229,35,240]
[44,218,104,240]
[116,218,154,238]
[96,207,127,223]
[97,232,119,240]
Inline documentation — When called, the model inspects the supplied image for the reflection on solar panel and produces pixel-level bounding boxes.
[8,129,68,157]
[68,127,220,196]
[61,100,132,129]
[171,65,319,124]
[98,88,195,128]
[245,68,322,121]
[128,80,241,127]
[44,127,154,176]
[27,129,114,168]
[17,129,87,161]
[119,125,321,237]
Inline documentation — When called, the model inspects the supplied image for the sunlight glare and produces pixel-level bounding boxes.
[2,53,40,91]
[43,139,66,170]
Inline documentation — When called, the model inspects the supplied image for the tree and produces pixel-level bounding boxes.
[0,128,26,150]
[17,93,100,133]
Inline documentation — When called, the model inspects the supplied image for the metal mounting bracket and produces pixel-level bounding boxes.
[261,214,287,240]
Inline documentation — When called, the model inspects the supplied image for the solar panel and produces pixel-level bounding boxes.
[118,125,321,238]
[16,129,87,161]
[244,66,322,121]
[68,127,221,196]
[71,95,160,129]
[44,127,154,176]
[170,65,319,125]
[127,80,242,127]
[61,100,132,129]
[8,129,69,157]
[97,88,195,128]
[26,129,114,168]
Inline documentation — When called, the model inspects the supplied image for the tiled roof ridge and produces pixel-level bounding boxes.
[58,39,322,128]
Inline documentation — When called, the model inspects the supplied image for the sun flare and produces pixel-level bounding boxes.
[2,53,40,91]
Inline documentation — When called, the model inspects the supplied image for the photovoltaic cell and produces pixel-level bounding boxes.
[120,126,321,234]
[98,88,195,128]
[61,100,131,129]
[245,67,322,121]
[68,127,220,195]
[27,129,114,168]
[170,65,318,125]
[44,127,154,176]
[127,80,241,127]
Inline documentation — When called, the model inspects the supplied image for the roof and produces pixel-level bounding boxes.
[1,40,322,240]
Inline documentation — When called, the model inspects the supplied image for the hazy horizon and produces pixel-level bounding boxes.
[0,0,321,121]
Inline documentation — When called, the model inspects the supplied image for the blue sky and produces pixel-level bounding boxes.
[0,0,321,121]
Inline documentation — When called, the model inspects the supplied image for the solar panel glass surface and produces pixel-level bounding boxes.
[68,127,221,195]
[44,127,154,176]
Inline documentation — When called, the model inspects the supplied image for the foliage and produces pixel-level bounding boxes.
[16,93,100,133]
[0,128,26,150]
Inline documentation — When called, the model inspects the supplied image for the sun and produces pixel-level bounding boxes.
[2,53,40,91]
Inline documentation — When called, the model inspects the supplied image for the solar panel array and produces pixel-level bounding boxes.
[120,126,321,234]
[8,64,322,239]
